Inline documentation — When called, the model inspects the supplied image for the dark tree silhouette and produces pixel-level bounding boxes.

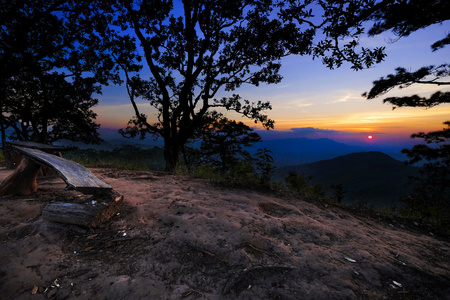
[0,1,120,146]
[112,0,387,172]
[198,117,262,173]
[253,148,275,184]
[359,0,450,165]
[357,0,450,230]
[3,72,101,144]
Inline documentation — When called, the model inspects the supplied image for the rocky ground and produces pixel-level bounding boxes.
[1,167,449,299]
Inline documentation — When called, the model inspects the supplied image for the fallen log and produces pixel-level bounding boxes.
[42,190,124,228]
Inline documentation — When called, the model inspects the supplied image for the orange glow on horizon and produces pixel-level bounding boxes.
[94,102,450,139]
[268,106,450,136]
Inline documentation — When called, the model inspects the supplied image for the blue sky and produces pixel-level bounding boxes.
[93,14,450,147]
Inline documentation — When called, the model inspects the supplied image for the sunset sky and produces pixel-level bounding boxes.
[93,19,450,147]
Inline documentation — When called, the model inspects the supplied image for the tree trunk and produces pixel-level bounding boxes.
[0,109,5,151]
[0,123,5,151]
[0,157,41,196]
[163,138,181,172]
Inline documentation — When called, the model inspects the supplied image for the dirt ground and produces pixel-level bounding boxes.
[0,166,449,300]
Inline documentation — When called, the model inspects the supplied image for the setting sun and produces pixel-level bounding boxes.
[367,135,374,140]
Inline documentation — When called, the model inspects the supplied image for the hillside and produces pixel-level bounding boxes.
[1,167,449,299]
[275,151,418,207]
[254,138,367,166]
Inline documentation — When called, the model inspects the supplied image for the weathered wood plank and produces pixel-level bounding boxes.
[7,141,67,152]
[12,146,111,194]
[5,141,68,169]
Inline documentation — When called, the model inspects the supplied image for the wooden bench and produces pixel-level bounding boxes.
[1,144,111,195]
[0,143,123,228]
[17,146,111,194]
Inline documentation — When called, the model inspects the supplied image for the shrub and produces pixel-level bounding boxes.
[0,149,4,165]
[65,146,165,171]
[399,162,450,236]
[285,171,327,201]
[253,148,276,185]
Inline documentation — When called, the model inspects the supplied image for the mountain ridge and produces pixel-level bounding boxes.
[254,137,367,166]
[275,151,418,207]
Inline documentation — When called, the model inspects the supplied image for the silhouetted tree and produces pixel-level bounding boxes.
[331,183,347,204]
[254,148,275,184]
[357,0,450,230]
[114,0,387,172]
[399,123,450,229]
[198,117,261,173]
[360,0,450,159]
[0,1,121,146]
[4,72,101,143]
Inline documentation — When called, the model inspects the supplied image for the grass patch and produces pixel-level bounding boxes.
[65,145,165,171]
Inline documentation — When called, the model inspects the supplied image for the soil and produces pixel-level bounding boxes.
[0,166,449,299]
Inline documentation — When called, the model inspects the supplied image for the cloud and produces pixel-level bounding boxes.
[289,127,344,136]
[328,93,363,104]
[255,127,368,140]
[274,99,315,109]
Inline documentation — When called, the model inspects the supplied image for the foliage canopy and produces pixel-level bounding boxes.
[359,0,450,165]
[0,1,121,146]
[110,0,387,171]
[358,0,450,230]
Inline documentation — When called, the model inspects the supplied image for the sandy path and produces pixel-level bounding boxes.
[0,167,449,299]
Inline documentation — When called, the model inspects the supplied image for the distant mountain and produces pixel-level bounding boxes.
[251,138,367,166]
[54,139,116,151]
[275,151,418,207]
[63,129,410,167]
[68,135,373,163]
